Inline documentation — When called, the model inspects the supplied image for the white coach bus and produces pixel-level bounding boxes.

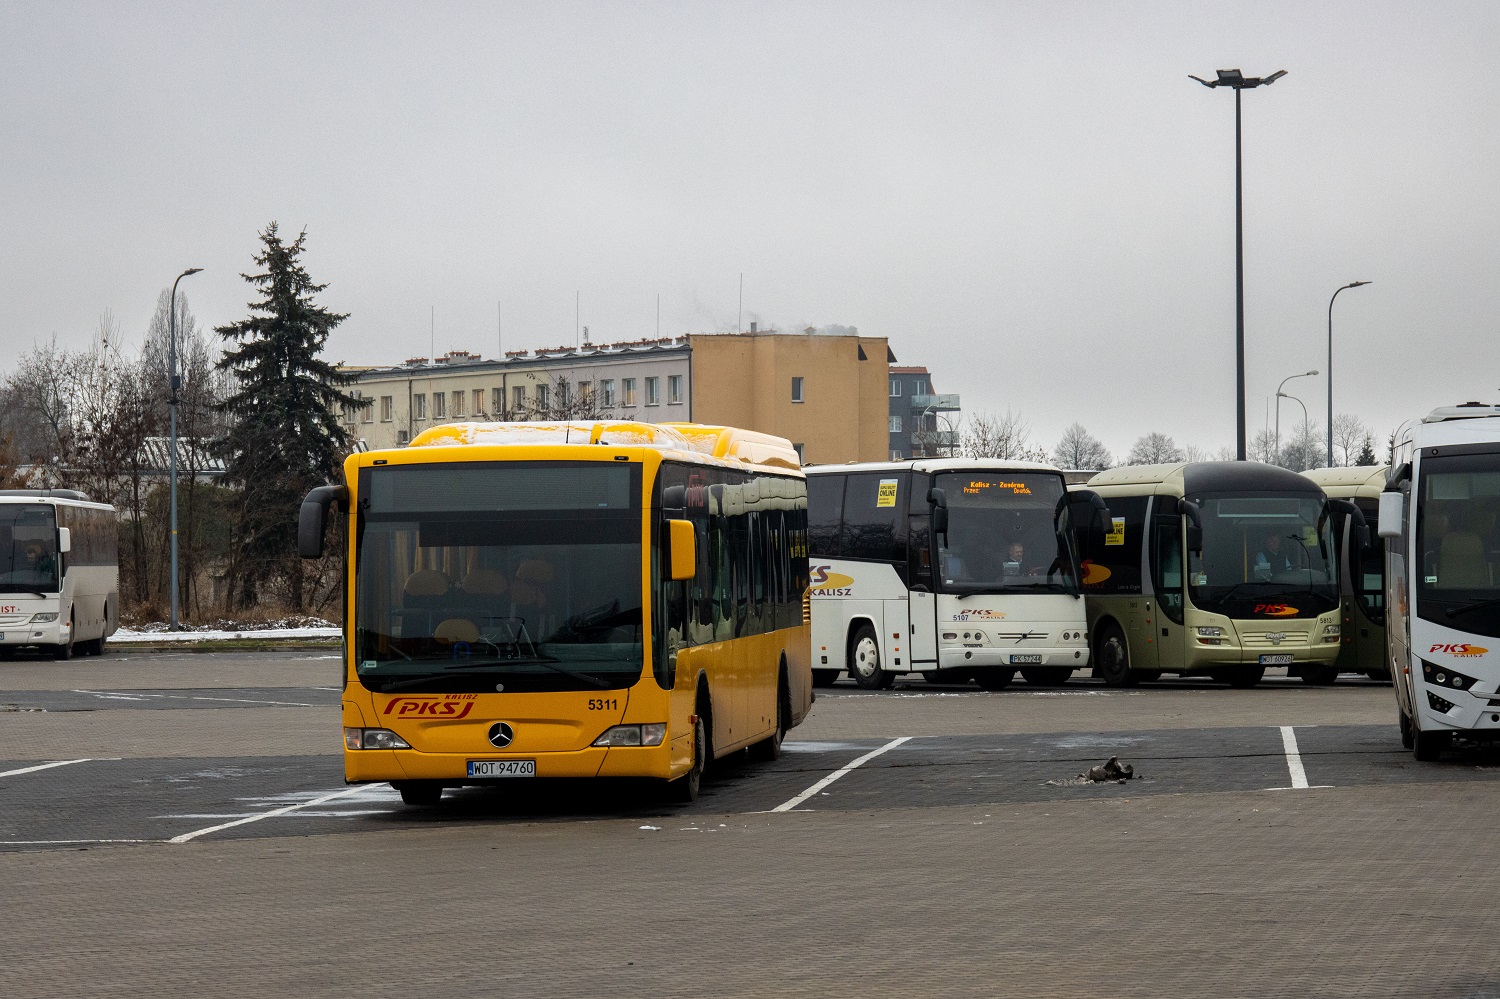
[0,489,119,660]
[1381,404,1500,760]
[805,459,1103,689]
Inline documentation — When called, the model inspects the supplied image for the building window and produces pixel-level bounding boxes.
[492,388,503,417]
[360,395,374,423]
[793,443,805,462]
[397,429,410,445]
[645,376,659,406]
[890,379,902,397]
[380,396,393,422]
[556,381,571,408]
[473,389,484,416]
[513,385,526,412]
[791,376,804,403]
[601,379,615,408]
[453,391,465,418]
[536,383,549,412]
[414,393,427,420]
[578,380,592,405]
[891,450,903,461]
[433,392,446,419]
[668,374,683,405]
[890,415,902,433]
[622,378,637,407]
[914,378,928,395]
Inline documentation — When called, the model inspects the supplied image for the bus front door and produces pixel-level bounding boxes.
[909,590,938,666]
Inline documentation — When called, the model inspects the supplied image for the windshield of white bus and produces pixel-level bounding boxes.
[1415,453,1500,638]
[1185,493,1338,618]
[354,461,643,693]
[934,472,1076,594]
[0,504,59,594]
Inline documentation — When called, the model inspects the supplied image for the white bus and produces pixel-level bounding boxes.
[806,459,1101,689]
[1381,404,1500,759]
[0,489,119,660]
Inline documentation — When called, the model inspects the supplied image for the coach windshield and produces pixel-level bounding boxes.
[934,471,1077,594]
[0,504,59,594]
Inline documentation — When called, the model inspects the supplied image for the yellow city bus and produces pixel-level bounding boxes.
[299,421,813,806]
[1303,465,1390,682]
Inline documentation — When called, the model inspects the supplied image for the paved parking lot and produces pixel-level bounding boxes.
[3,650,1499,997]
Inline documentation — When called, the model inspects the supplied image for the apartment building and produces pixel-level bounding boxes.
[342,327,892,464]
[888,365,961,459]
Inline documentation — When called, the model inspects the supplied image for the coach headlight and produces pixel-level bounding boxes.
[593,724,667,747]
[344,728,410,750]
[30,612,58,623]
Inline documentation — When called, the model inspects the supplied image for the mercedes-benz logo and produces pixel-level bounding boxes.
[488,722,515,748]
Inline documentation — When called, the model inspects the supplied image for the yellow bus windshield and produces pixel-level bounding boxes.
[352,460,645,693]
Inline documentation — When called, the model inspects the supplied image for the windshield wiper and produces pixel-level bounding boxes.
[372,655,613,692]
[1444,598,1500,619]
[0,585,53,596]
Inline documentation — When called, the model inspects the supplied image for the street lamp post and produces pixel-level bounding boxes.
[168,267,203,631]
[1191,67,1287,461]
[1327,280,1371,466]
[1274,369,1318,464]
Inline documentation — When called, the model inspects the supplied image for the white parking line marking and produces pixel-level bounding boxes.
[0,839,155,846]
[168,786,369,843]
[1280,725,1309,788]
[0,759,92,779]
[73,689,317,708]
[771,736,911,812]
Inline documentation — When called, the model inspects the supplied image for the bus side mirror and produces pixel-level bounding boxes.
[57,527,71,554]
[299,484,349,559]
[928,487,949,541]
[667,519,697,581]
[1328,498,1372,552]
[1377,491,1404,540]
[1177,498,1203,553]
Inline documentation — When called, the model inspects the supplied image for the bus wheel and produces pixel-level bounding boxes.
[1299,666,1339,685]
[672,713,707,801]
[51,615,74,661]
[393,781,443,807]
[1398,709,1414,750]
[1021,667,1072,687]
[849,624,891,690]
[812,670,840,688]
[1412,726,1450,762]
[1094,624,1136,688]
[976,668,1015,691]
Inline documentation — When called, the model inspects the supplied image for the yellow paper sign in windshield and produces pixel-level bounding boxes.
[876,479,899,508]
[1302,525,1318,546]
[1105,517,1126,546]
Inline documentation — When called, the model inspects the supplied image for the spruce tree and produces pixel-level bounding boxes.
[215,223,358,611]
[1355,434,1378,466]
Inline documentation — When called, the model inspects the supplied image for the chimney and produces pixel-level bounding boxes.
[749,321,757,333]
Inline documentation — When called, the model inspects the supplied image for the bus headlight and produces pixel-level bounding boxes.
[345,727,411,750]
[30,612,58,623]
[1323,624,1341,637]
[593,724,667,747]
[1196,626,1223,645]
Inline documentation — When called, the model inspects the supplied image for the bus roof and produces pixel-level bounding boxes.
[1301,464,1388,498]
[398,420,803,474]
[803,457,1063,475]
[0,489,113,511]
[1086,461,1323,496]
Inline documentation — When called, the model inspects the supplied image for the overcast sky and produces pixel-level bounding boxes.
[3,1,1497,460]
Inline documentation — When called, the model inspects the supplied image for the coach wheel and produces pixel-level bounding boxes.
[812,670,840,688]
[1094,624,1136,688]
[849,624,892,690]
[1299,665,1339,686]
[1412,727,1450,762]
[976,668,1015,691]
[671,708,708,802]
[1021,667,1072,687]
[394,781,444,807]
[1398,708,1414,750]
[51,612,74,661]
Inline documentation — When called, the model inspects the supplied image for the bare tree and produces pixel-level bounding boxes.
[962,409,1047,461]
[1052,423,1112,470]
[1279,420,1324,472]
[1125,432,1184,466]
[4,336,81,483]
[1331,413,1372,466]
[1248,429,1279,465]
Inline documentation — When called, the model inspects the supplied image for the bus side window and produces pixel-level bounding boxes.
[807,475,845,557]
[841,473,906,575]
[1080,495,1146,595]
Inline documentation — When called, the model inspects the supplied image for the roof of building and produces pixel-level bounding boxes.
[889,366,931,374]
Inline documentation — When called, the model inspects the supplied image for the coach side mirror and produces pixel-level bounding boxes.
[928,487,949,541]
[57,527,71,554]
[667,519,697,581]
[299,484,350,559]
[1327,498,1372,553]
[1378,491,1404,540]
[1178,498,1203,553]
